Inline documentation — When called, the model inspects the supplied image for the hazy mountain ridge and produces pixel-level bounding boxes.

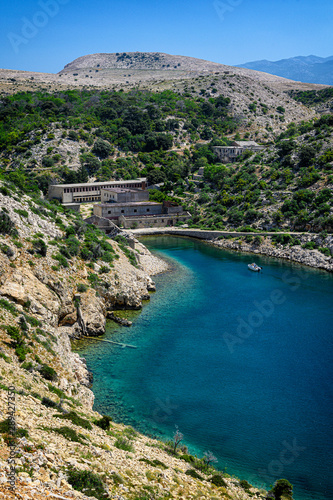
[237,55,333,85]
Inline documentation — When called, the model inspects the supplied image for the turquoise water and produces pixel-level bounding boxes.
[75,236,333,500]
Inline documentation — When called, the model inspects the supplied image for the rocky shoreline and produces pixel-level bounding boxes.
[209,234,333,272]
[130,228,333,272]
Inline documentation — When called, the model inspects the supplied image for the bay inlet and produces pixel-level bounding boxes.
[75,236,333,500]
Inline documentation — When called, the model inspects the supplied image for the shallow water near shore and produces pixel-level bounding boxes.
[75,236,333,500]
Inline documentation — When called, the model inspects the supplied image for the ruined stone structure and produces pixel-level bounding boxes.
[213,141,264,163]
[83,215,120,236]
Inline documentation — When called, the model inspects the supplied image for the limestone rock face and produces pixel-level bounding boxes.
[78,289,106,336]
[0,268,60,323]
[134,238,169,277]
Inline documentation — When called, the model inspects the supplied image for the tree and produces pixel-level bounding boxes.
[277,140,295,158]
[147,168,166,185]
[92,139,113,159]
[173,427,183,453]
[271,479,293,500]
[298,145,316,168]
[203,451,218,466]
[81,154,101,175]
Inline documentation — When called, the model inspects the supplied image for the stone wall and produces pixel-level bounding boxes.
[120,213,191,229]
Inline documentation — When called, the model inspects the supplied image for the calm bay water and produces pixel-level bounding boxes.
[75,236,333,500]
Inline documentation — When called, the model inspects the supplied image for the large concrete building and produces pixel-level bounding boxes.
[47,178,147,205]
[213,141,264,163]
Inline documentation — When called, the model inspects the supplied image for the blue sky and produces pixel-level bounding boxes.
[1,0,332,73]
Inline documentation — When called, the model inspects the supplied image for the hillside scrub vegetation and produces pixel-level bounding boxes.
[0,87,332,235]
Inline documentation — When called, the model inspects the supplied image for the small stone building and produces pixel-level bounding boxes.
[213,141,264,163]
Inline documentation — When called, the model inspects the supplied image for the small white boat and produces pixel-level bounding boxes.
[248,262,262,272]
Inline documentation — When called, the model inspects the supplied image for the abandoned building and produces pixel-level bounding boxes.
[213,141,264,163]
[94,201,163,219]
[93,187,191,229]
[101,187,149,204]
[47,178,147,207]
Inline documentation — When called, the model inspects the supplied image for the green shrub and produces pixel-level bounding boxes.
[41,397,59,409]
[66,236,80,256]
[14,208,29,218]
[139,458,168,469]
[77,283,88,293]
[272,234,294,246]
[319,247,330,256]
[0,352,11,363]
[185,469,204,480]
[67,468,107,500]
[0,298,18,316]
[24,314,40,327]
[99,265,110,274]
[15,345,27,362]
[180,454,196,464]
[38,364,58,381]
[88,272,100,287]
[21,361,34,371]
[53,426,86,444]
[0,420,29,438]
[239,479,252,491]
[0,211,18,236]
[254,235,263,245]
[100,251,114,263]
[0,186,11,196]
[302,241,317,250]
[52,253,69,267]
[210,474,226,487]
[114,437,135,452]
[54,411,92,430]
[0,244,14,257]
[6,325,28,361]
[48,383,65,398]
[32,238,47,256]
[59,246,71,259]
[94,415,112,430]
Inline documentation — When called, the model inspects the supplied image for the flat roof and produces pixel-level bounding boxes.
[98,201,161,207]
[233,141,261,146]
[214,146,244,149]
[50,178,146,188]
[101,188,140,193]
